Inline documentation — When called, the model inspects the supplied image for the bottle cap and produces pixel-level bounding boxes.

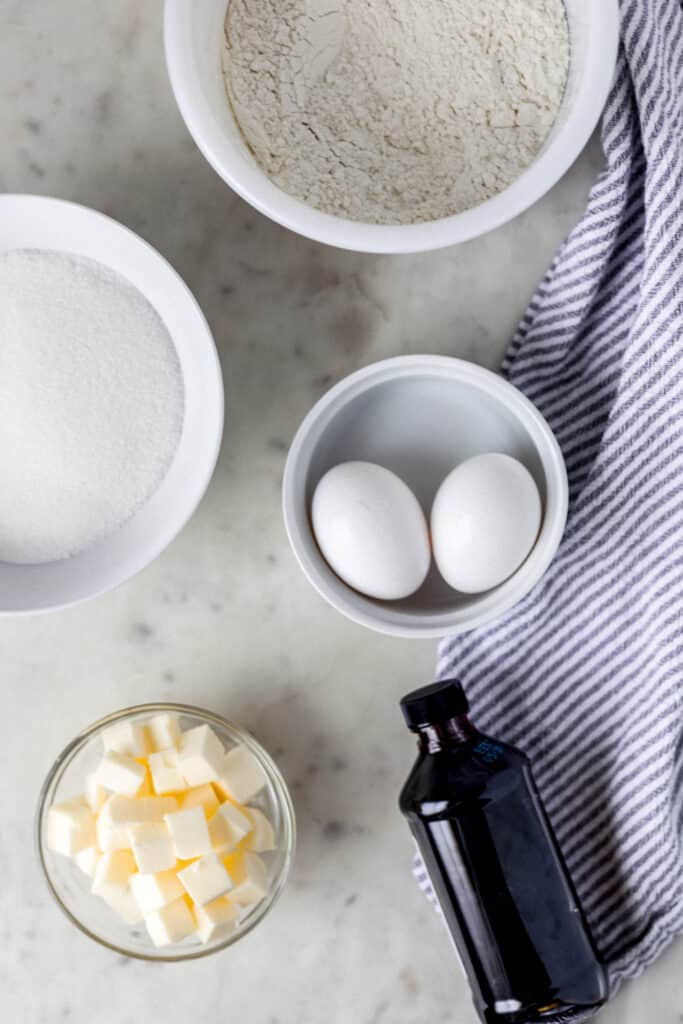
[400,678,469,729]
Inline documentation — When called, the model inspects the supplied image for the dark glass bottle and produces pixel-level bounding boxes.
[399,679,607,1024]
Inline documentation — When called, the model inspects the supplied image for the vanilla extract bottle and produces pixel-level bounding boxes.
[399,679,607,1024]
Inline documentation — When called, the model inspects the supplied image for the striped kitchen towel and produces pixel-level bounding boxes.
[420,0,683,1001]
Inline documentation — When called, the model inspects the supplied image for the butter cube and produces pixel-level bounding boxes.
[94,751,146,796]
[91,850,142,923]
[74,845,101,879]
[177,725,225,786]
[145,898,195,947]
[194,896,239,944]
[85,773,107,813]
[208,802,252,854]
[92,849,137,891]
[165,806,212,859]
[97,795,179,851]
[244,807,276,852]
[148,749,187,795]
[101,720,147,757]
[215,746,267,804]
[128,821,176,874]
[177,854,233,906]
[97,884,143,924]
[147,713,181,753]
[181,784,219,817]
[131,870,184,914]
[47,798,96,857]
[225,851,268,907]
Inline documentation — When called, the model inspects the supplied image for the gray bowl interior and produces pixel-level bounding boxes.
[305,375,547,616]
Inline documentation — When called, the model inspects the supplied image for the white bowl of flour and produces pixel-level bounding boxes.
[0,195,223,613]
[165,0,619,253]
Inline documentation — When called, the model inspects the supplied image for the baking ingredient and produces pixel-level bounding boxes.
[178,725,226,786]
[165,807,213,860]
[216,745,268,804]
[177,854,234,905]
[181,783,220,816]
[431,453,542,593]
[311,461,430,600]
[208,802,253,853]
[227,851,269,906]
[245,807,276,852]
[399,679,608,1023]
[128,821,176,874]
[94,751,147,796]
[223,0,569,224]
[194,897,239,943]
[47,798,96,857]
[46,713,277,947]
[148,749,187,795]
[0,249,183,564]
[145,899,196,947]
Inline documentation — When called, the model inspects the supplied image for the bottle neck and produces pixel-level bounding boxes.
[415,714,476,753]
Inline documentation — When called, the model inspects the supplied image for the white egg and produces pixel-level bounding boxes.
[311,461,431,600]
[431,453,542,594]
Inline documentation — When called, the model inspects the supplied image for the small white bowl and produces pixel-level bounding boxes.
[0,195,224,614]
[282,356,568,639]
[165,0,619,254]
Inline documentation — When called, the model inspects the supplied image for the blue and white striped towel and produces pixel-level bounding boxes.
[419,0,683,1001]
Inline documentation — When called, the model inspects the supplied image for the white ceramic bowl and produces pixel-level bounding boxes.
[282,356,568,639]
[0,195,224,614]
[165,0,619,254]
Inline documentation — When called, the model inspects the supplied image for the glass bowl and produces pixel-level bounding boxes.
[36,703,296,961]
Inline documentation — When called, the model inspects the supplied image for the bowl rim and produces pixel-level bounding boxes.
[282,355,569,639]
[164,0,620,254]
[36,702,296,962]
[0,194,224,615]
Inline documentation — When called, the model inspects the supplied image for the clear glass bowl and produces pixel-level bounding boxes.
[36,703,296,961]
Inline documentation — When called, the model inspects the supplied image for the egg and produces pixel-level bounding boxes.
[431,453,542,594]
[311,461,431,600]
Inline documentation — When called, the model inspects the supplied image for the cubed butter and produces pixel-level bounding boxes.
[97,795,179,852]
[94,751,147,797]
[208,801,252,854]
[244,807,276,852]
[165,806,212,859]
[128,821,176,874]
[101,720,147,757]
[177,854,233,906]
[194,896,239,944]
[177,725,225,786]
[47,798,96,857]
[85,773,107,813]
[215,746,267,804]
[147,713,181,753]
[92,849,137,891]
[131,870,184,914]
[148,748,187,795]
[145,897,195,947]
[74,845,101,879]
[96,883,143,924]
[224,851,268,907]
[181,783,219,817]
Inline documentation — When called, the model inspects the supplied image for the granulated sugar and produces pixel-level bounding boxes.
[223,0,569,224]
[0,250,184,564]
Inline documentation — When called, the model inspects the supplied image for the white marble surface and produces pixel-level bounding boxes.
[1,2,682,1022]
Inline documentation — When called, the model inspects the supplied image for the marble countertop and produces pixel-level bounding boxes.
[1,2,682,1022]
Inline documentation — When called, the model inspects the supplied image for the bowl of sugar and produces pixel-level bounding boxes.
[0,194,223,613]
[165,0,619,253]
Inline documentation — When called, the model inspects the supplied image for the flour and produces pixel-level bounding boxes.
[223,0,569,224]
[0,250,184,564]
